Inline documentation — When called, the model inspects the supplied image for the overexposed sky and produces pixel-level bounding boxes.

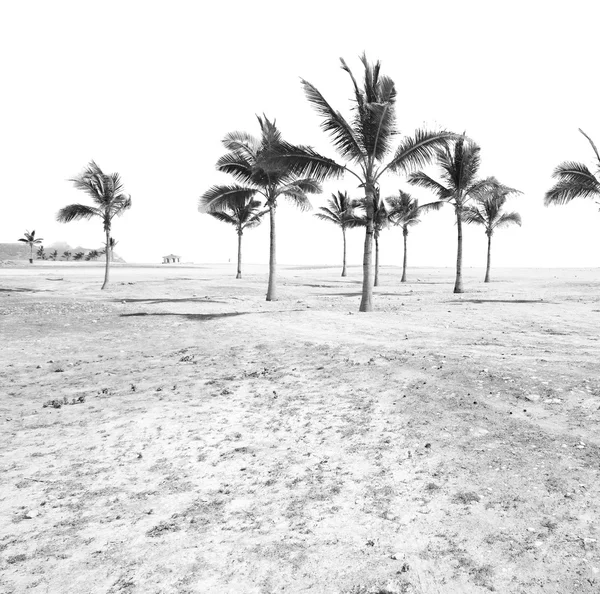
[1,0,599,268]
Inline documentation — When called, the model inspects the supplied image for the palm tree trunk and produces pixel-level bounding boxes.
[266,204,277,301]
[484,232,492,283]
[359,187,375,312]
[101,228,110,290]
[401,227,408,282]
[29,244,33,264]
[236,231,242,279]
[454,209,463,293]
[374,233,380,287]
[341,227,347,277]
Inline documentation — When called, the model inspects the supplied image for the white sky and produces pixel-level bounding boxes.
[1,0,599,268]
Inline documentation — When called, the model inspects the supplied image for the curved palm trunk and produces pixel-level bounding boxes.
[401,227,408,283]
[359,188,375,312]
[484,232,492,283]
[341,227,347,277]
[266,204,277,301]
[374,232,380,287]
[236,230,243,279]
[454,210,464,294]
[101,228,110,290]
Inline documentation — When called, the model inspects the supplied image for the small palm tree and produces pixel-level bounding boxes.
[18,230,43,263]
[206,199,264,279]
[48,249,58,261]
[36,245,46,260]
[314,191,362,276]
[462,179,522,282]
[106,237,118,262]
[545,129,600,210]
[62,251,72,261]
[200,116,341,300]
[387,191,443,282]
[408,137,493,293]
[298,55,456,310]
[73,252,85,261]
[57,161,131,289]
[86,250,100,261]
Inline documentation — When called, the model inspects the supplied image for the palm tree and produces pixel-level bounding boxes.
[462,179,522,282]
[314,191,362,276]
[57,161,131,289]
[48,249,58,261]
[545,129,600,210]
[200,116,341,300]
[18,230,43,263]
[106,237,118,262]
[73,252,85,261]
[62,251,72,261]
[36,245,46,260]
[206,199,264,279]
[408,137,493,293]
[387,191,443,282]
[86,250,100,261]
[297,54,455,311]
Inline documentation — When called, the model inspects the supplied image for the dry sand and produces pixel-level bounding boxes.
[1,262,599,593]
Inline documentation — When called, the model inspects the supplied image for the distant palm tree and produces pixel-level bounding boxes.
[18,230,43,263]
[106,237,118,262]
[48,249,58,261]
[462,179,522,282]
[207,199,264,279]
[36,245,46,260]
[409,137,493,293]
[85,250,100,261]
[73,252,85,261]
[62,251,72,261]
[314,191,362,277]
[200,116,341,300]
[298,54,456,310]
[387,191,443,282]
[57,161,131,289]
[545,129,600,210]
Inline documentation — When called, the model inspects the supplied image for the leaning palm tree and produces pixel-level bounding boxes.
[462,179,522,282]
[73,251,85,261]
[314,191,362,276]
[408,137,493,293]
[207,199,264,279]
[387,191,443,282]
[57,161,131,289]
[18,230,43,263]
[85,249,100,261]
[200,116,341,300]
[296,54,455,311]
[545,129,600,209]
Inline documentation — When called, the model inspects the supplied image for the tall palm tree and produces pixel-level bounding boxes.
[57,161,131,289]
[200,116,342,300]
[314,191,361,276]
[296,54,455,311]
[206,199,264,279]
[408,137,492,293]
[545,129,600,209]
[387,191,443,282]
[462,179,522,282]
[18,230,43,263]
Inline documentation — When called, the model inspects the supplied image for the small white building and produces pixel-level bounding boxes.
[162,254,181,264]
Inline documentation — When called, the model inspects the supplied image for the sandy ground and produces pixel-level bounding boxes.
[1,262,599,593]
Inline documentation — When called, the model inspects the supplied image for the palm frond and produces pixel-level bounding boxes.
[314,211,340,225]
[215,153,256,185]
[277,186,313,211]
[461,206,487,226]
[385,129,456,177]
[579,128,600,166]
[222,130,260,159]
[494,211,522,228]
[209,211,237,226]
[199,185,258,212]
[301,79,366,162]
[56,204,101,223]
[545,162,600,205]
[407,171,451,199]
[268,141,345,182]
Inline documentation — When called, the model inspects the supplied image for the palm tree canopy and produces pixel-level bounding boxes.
[314,191,363,228]
[387,190,444,228]
[462,178,522,234]
[18,230,43,244]
[208,199,264,231]
[57,161,131,230]
[200,116,342,214]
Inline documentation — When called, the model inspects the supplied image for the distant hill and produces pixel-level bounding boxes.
[0,242,126,263]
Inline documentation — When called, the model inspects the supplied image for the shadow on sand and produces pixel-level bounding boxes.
[116,297,226,305]
[0,287,42,293]
[449,299,548,304]
[120,310,302,322]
